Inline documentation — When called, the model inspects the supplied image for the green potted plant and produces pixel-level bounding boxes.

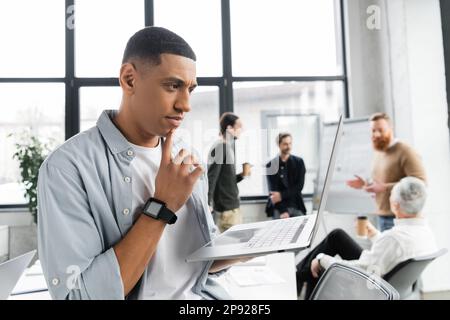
[5,131,53,262]
[9,131,52,224]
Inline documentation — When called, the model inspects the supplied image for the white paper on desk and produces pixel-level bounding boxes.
[235,256,267,266]
[26,264,43,276]
[11,272,47,294]
[228,266,286,287]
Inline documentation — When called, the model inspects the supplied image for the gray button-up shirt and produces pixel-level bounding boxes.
[37,110,229,300]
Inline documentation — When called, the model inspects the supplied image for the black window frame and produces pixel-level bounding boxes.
[440,0,450,134]
[0,0,349,209]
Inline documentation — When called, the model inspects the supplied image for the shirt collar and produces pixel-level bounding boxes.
[394,217,426,227]
[97,110,132,155]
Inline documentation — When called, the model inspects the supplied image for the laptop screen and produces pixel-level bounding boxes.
[308,115,344,245]
[186,116,344,263]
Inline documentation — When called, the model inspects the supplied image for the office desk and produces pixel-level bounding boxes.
[8,260,50,300]
[9,252,297,300]
[8,290,51,300]
[215,252,297,300]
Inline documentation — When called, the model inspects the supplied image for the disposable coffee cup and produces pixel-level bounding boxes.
[356,216,368,238]
[242,163,252,177]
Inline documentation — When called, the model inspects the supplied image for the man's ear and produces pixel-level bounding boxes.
[119,63,136,93]
[391,201,401,213]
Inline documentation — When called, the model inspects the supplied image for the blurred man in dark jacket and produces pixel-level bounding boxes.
[208,112,250,232]
[265,133,306,219]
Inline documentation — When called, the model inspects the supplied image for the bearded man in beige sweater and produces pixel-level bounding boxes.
[346,113,427,231]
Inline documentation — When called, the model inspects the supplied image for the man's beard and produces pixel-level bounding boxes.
[372,135,391,151]
[281,149,291,156]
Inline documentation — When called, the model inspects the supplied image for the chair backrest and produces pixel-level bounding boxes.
[310,263,399,300]
[382,248,448,299]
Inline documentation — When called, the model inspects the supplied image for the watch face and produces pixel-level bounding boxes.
[147,201,163,218]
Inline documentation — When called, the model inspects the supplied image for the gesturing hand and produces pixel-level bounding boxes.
[154,130,204,212]
[346,175,366,189]
[363,180,386,194]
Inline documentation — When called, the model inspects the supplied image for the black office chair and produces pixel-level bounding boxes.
[382,248,448,299]
[309,263,399,300]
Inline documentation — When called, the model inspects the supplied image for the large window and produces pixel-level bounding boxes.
[154,0,223,77]
[230,0,343,76]
[0,0,65,77]
[75,0,144,77]
[0,0,348,208]
[0,0,64,207]
[0,84,65,205]
[79,86,122,131]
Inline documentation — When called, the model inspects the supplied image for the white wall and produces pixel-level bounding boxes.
[345,0,394,117]
[393,0,450,292]
[345,0,450,292]
[0,210,33,226]
[0,210,33,261]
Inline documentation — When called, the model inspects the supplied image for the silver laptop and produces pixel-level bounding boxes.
[0,250,36,299]
[187,115,344,262]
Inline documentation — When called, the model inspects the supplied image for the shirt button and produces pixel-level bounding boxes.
[123,208,130,215]
[124,176,131,183]
[281,166,284,169]
[127,150,134,156]
[52,278,59,286]
[280,174,284,178]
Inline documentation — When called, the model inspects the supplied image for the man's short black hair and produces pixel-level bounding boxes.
[122,26,196,65]
[277,132,292,145]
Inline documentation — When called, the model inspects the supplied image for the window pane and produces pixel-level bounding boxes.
[233,81,344,196]
[80,87,122,131]
[75,0,144,77]
[0,84,65,205]
[154,0,222,77]
[176,86,220,164]
[0,0,65,77]
[230,0,342,76]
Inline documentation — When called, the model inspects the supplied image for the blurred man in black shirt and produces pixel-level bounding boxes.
[265,133,306,219]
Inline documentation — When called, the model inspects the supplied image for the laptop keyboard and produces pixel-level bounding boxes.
[245,217,309,249]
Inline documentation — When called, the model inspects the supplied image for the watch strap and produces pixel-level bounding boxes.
[143,197,177,225]
[158,206,178,225]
